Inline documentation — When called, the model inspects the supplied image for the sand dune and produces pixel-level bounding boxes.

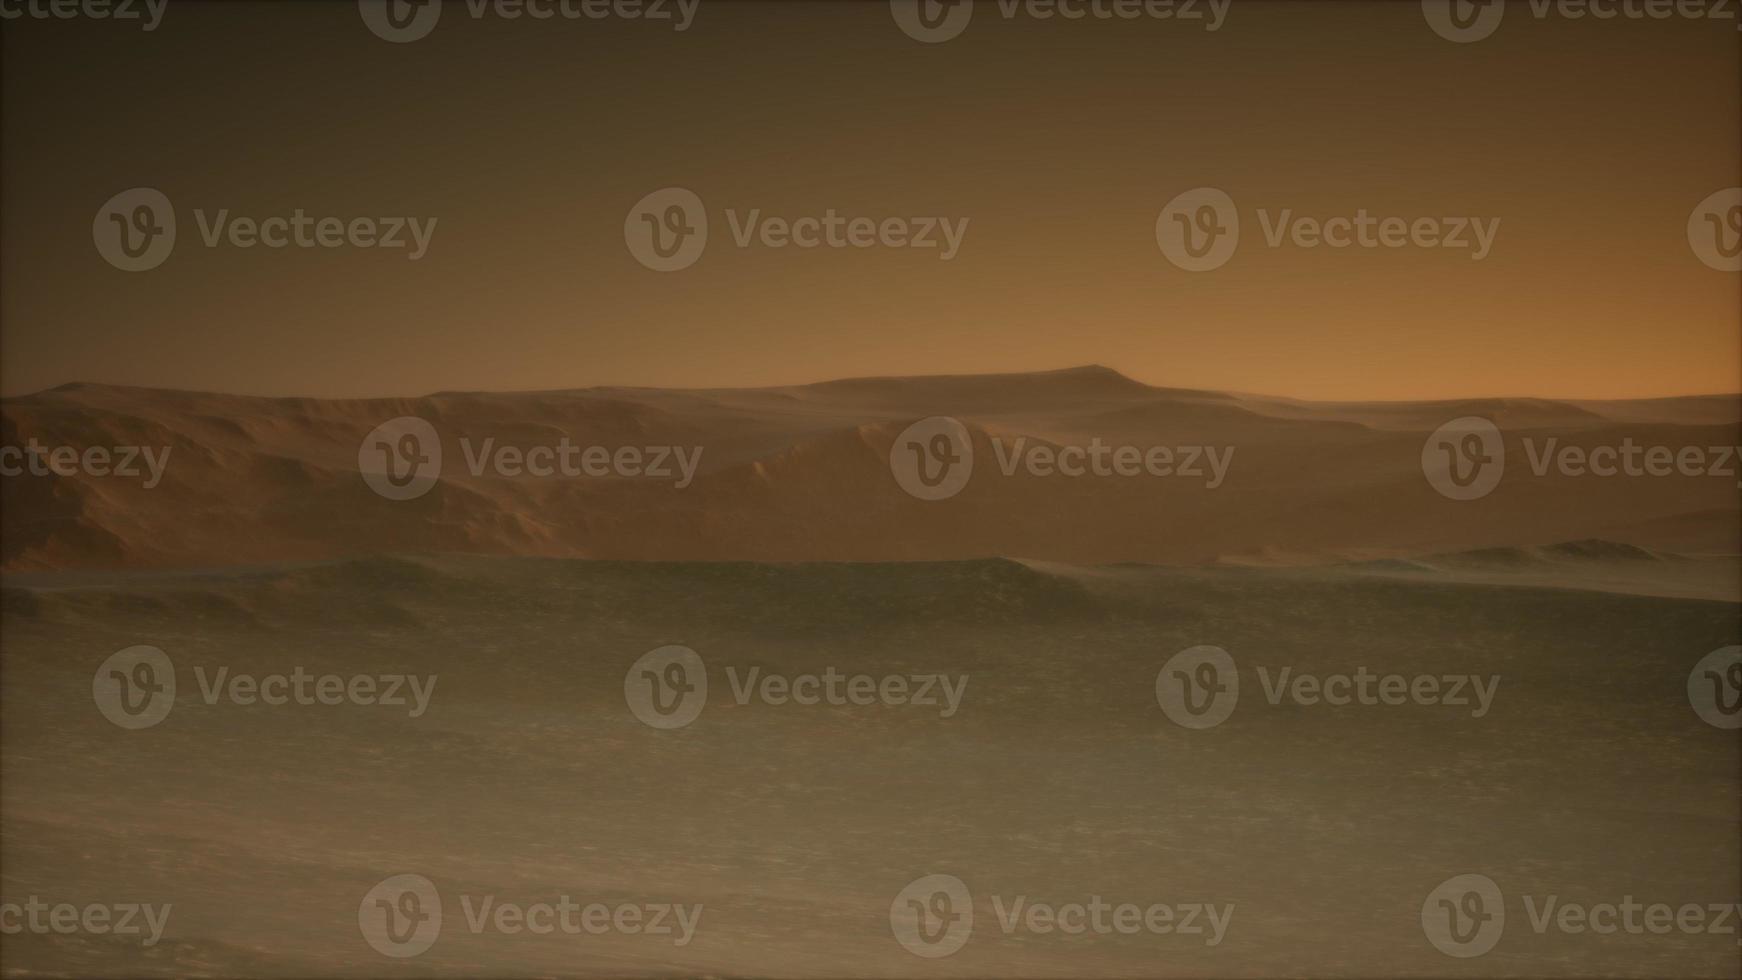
[3,367,1738,570]
[4,373,1736,977]
[2,555,1735,977]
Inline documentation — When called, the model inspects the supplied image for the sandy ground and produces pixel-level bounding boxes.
[2,555,1736,977]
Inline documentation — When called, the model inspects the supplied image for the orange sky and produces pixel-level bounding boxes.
[2,0,1737,400]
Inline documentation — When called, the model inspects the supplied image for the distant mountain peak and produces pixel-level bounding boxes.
[801,363,1153,393]
[1056,364,1132,379]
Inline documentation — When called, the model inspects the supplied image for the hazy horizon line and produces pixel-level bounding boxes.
[5,364,1740,407]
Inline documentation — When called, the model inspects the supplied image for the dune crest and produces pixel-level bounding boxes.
[3,369,1737,571]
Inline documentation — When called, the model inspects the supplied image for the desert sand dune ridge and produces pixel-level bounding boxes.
[4,367,1738,571]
